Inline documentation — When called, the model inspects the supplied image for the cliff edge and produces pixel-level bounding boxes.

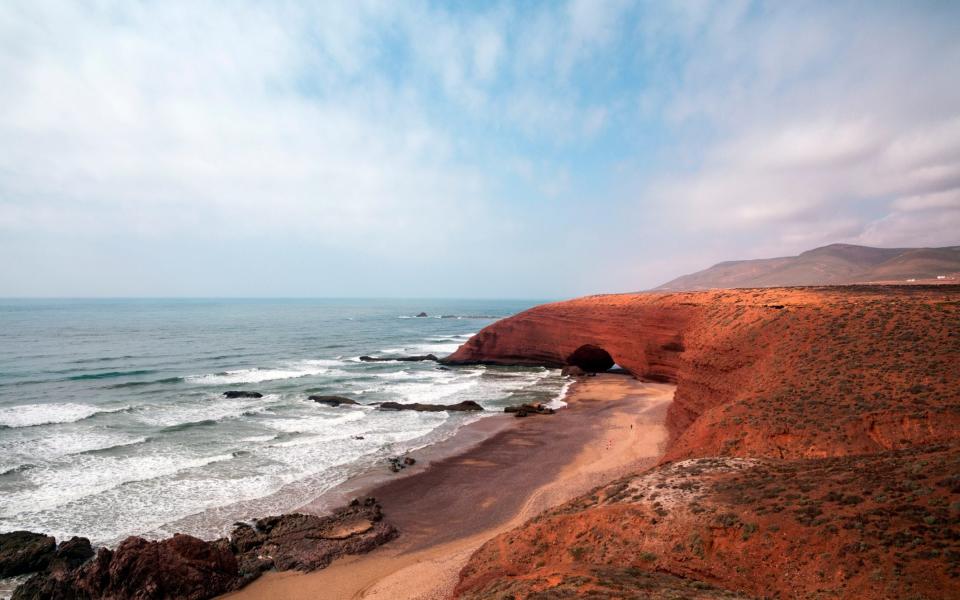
[449,285,960,599]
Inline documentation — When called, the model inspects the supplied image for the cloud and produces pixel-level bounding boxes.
[0,1,957,296]
[633,1,960,256]
[0,1,493,252]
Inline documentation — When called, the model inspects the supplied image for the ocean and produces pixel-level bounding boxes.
[0,299,566,547]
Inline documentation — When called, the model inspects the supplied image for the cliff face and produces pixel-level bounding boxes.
[450,285,960,599]
[446,294,694,382]
[446,286,960,461]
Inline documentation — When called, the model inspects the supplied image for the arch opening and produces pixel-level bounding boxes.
[566,344,615,373]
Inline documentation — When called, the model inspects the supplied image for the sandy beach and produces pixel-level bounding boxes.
[221,374,674,600]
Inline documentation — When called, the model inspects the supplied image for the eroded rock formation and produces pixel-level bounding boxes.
[11,497,396,600]
[451,286,960,599]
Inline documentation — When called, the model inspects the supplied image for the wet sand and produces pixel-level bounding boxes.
[221,374,673,600]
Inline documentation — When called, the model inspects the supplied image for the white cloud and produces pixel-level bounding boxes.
[634,2,960,254]
[0,1,497,253]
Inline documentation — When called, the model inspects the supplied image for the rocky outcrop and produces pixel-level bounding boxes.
[416,312,428,317]
[223,391,262,399]
[14,534,237,600]
[13,537,95,600]
[12,498,397,600]
[359,354,439,362]
[377,400,482,412]
[0,531,56,577]
[442,294,692,384]
[229,497,396,574]
[309,395,359,407]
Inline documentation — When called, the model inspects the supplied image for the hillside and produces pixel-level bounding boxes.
[656,244,960,291]
[445,285,960,599]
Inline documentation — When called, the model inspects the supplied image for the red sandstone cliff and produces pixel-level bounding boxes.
[449,286,960,599]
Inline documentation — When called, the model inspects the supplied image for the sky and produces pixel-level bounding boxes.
[1,1,958,298]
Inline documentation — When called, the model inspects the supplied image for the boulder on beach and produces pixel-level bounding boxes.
[223,391,263,399]
[504,403,555,417]
[358,354,439,363]
[378,400,483,412]
[309,395,359,407]
[0,531,56,578]
[560,365,586,377]
[386,456,417,473]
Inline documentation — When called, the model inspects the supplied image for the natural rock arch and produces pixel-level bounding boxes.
[565,344,615,373]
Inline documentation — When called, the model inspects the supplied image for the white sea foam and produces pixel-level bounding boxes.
[261,410,367,435]
[237,434,277,443]
[134,395,281,428]
[545,378,573,409]
[1,412,450,544]
[0,333,565,545]
[0,451,235,517]
[0,403,126,429]
[0,429,149,468]
[185,360,346,385]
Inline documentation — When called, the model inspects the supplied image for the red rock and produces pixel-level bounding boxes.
[452,285,960,599]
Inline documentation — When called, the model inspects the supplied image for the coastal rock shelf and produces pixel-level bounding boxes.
[9,498,396,600]
[450,285,960,599]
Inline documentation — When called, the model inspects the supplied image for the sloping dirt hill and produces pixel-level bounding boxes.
[656,244,960,290]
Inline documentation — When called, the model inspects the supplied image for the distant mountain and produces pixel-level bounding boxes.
[655,243,960,291]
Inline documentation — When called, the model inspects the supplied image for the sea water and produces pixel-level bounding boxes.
[0,299,565,546]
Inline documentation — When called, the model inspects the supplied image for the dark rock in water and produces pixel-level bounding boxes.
[0,531,56,578]
[504,403,555,418]
[403,457,416,466]
[378,400,482,412]
[230,497,397,573]
[15,534,239,600]
[358,354,439,363]
[309,395,359,407]
[224,391,263,399]
[560,365,586,377]
[415,312,428,317]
